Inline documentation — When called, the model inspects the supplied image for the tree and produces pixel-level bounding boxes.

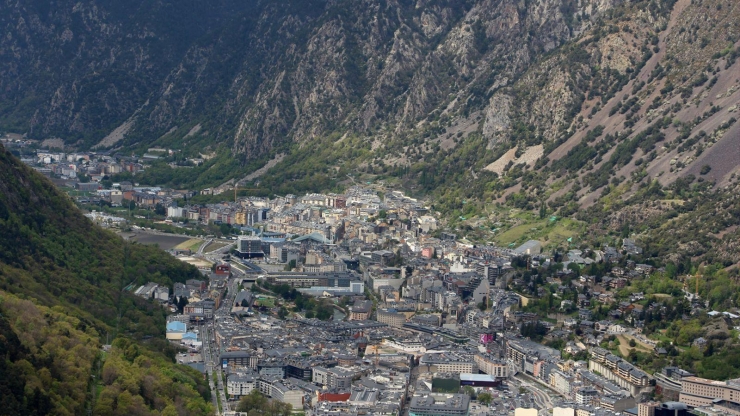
[177,296,189,313]
[316,308,332,321]
[155,203,166,216]
[463,386,476,399]
[237,390,292,416]
[629,339,637,348]
[236,390,268,413]
[478,392,493,405]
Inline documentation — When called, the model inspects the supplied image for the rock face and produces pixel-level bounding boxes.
[482,93,512,147]
[0,0,617,154]
[2,0,739,205]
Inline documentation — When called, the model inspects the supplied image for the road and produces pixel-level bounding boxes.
[197,238,213,255]
[196,239,244,416]
[513,376,554,416]
[202,260,249,415]
[200,321,220,413]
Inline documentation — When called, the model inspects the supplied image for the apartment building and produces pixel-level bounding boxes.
[474,353,509,379]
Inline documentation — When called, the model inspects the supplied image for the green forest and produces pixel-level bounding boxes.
[0,145,213,414]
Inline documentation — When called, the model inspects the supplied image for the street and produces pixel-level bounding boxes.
[194,238,242,415]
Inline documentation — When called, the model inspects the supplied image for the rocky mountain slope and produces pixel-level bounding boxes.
[1,0,738,204]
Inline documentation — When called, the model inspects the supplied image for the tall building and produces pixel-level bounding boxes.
[236,236,263,258]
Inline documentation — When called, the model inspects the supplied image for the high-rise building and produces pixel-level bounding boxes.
[236,236,263,258]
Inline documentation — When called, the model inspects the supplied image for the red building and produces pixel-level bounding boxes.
[215,264,231,276]
[317,392,351,402]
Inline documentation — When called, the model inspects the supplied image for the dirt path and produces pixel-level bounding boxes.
[617,334,653,356]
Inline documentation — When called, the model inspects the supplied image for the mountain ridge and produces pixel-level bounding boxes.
[1,0,738,210]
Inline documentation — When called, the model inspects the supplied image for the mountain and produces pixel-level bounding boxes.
[0,144,213,414]
[1,0,738,204]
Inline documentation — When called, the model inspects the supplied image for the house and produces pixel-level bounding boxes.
[595,321,611,332]
[607,324,627,334]
[579,309,593,321]
[622,239,643,255]
[635,264,655,275]
[693,337,708,349]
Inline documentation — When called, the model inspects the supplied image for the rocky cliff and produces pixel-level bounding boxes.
[1,0,738,206]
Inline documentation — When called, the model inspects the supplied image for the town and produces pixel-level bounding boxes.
[9,138,740,416]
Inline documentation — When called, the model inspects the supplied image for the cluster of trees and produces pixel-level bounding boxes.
[236,390,292,416]
[95,338,212,415]
[257,281,333,320]
[520,322,548,341]
[0,147,214,414]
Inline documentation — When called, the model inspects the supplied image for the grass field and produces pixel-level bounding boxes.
[494,217,583,248]
[128,232,192,250]
[616,334,653,356]
[254,297,275,308]
[204,240,232,253]
[175,238,204,252]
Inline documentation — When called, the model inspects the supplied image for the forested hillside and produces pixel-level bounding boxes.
[0,144,213,414]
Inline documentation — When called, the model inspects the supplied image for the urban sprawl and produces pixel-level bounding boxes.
[10,140,740,416]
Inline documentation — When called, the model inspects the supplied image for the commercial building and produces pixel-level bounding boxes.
[419,352,477,374]
[312,366,355,390]
[236,236,263,258]
[165,321,186,340]
[409,393,469,416]
[654,402,689,416]
[266,272,365,294]
[220,351,258,369]
[459,373,499,388]
[679,377,740,414]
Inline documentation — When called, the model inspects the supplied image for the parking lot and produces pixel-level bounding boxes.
[176,352,203,365]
